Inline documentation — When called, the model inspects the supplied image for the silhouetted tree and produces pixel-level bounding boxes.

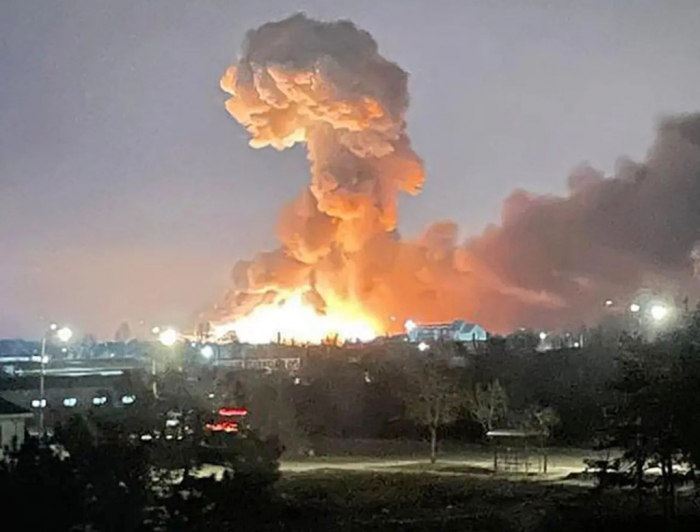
[78,333,98,358]
[215,370,248,407]
[401,347,471,463]
[0,438,84,532]
[195,320,211,341]
[600,325,700,521]
[161,431,282,531]
[246,372,306,453]
[473,379,509,433]
[54,414,152,532]
[115,321,132,343]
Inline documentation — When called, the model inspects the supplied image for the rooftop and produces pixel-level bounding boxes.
[0,397,31,416]
[486,429,544,438]
[413,320,480,333]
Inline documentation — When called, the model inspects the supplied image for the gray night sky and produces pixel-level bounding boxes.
[1,0,699,339]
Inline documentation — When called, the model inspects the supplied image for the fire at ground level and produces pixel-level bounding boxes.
[203,291,680,347]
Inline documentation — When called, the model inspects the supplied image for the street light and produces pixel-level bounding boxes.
[56,326,73,343]
[158,328,178,347]
[650,304,669,322]
[151,326,178,398]
[200,345,214,359]
[39,324,72,435]
[630,303,641,313]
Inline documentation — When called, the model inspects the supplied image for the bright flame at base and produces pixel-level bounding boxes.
[214,292,379,345]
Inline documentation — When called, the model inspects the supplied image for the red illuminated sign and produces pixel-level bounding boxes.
[218,407,248,417]
[205,421,239,433]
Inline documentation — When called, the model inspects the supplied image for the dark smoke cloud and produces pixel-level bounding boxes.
[461,114,700,329]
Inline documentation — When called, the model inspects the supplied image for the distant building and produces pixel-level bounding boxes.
[0,398,32,457]
[407,320,488,344]
[0,371,141,431]
[214,357,301,372]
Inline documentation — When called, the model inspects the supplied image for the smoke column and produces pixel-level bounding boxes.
[217,13,423,340]
[218,13,700,336]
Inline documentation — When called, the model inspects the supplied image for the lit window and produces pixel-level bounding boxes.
[63,397,78,408]
[121,394,136,405]
[92,396,107,406]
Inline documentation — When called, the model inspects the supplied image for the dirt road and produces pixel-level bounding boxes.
[196,448,595,480]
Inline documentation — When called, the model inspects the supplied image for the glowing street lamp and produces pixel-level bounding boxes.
[630,303,641,313]
[56,326,73,343]
[39,323,73,434]
[158,328,178,347]
[150,326,178,399]
[539,331,547,341]
[650,304,669,322]
[200,345,214,359]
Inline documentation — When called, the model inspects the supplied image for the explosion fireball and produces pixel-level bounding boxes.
[213,13,700,343]
[215,14,423,344]
[213,290,378,345]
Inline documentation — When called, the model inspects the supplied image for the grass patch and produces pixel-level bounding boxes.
[277,469,700,531]
[278,470,584,531]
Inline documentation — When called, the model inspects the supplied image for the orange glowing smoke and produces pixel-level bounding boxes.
[213,14,425,343]
[212,15,700,340]
[213,15,566,341]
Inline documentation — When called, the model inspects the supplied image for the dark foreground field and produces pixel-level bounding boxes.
[272,470,700,532]
[192,441,700,530]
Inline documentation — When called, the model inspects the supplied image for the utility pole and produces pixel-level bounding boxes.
[38,324,72,437]
[39,335,47,436]
[152,357,158,399]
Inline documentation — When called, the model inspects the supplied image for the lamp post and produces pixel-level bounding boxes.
[151,326,178,398]
[630,303,642,333]
[39,323,72,435]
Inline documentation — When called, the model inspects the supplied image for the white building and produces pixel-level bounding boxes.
[407,319,488,343]
[0,398,32,457]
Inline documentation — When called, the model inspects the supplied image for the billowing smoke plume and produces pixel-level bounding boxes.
[462,114,700,329]
[218,13,700,335]
[217,13,423,336]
